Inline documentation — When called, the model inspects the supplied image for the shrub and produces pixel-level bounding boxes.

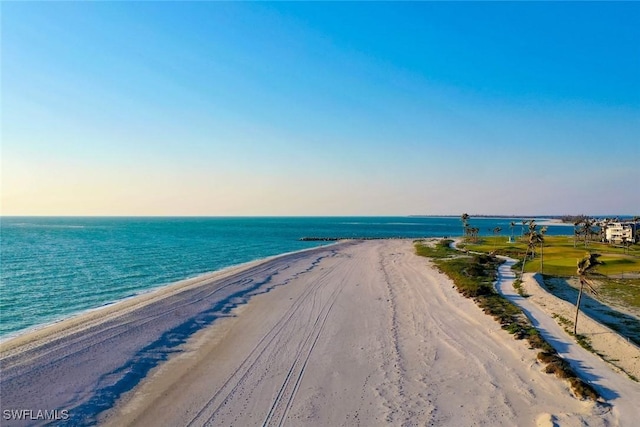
[528,333,554,352]
[569,378,599,401]
[537,352,558,364]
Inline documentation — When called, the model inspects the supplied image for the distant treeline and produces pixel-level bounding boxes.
[410,215,564,219]
[559,215,591,224]
[409,214,636,222]
[559,215,637,224]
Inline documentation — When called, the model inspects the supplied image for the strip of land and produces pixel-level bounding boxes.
[1,240,638,426]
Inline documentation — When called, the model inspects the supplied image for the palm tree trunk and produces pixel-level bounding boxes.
[540,242,544,273]
[574,279,584,335]
[521,247,528,277]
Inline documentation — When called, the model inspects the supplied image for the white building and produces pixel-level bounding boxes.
[605,222,636,244]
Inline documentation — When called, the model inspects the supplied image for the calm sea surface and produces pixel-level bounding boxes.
[0,216,570,339]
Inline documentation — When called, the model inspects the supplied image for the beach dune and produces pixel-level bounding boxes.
[0,240,629,426]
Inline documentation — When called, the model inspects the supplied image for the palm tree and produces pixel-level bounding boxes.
[581,217,595,248]
[469,227,480,243]
[574,253,601,335]
[573,219,582,248]
[521,221,540,277]
[509,221,515,243]
[461,213,470,239]
[521,220,529,238]
[599,218,611,244]
[527,220,538,256]
[632,216,640,243]
[621,236,629,254]
[493,226,502,249]
[539,226,548,273]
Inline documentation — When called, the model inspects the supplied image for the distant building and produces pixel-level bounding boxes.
[605,222,637,244]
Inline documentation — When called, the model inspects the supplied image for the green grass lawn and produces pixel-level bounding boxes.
[461,235,640,314]
[461,235,640,277]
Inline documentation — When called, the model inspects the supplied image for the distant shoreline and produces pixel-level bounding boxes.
[409,214,636,219]
[2,214,635,219]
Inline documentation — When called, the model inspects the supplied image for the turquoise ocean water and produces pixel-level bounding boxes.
[0,216,570,339]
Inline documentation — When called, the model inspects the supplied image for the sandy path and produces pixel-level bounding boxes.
[94,240,612,427]
[492,258,640,424]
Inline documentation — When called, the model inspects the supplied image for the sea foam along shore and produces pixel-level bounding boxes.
[1,239,634,426]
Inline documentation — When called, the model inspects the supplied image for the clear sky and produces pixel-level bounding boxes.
[2,2,639,216]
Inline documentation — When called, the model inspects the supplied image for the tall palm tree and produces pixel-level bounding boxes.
[539,226,548,273]
[574,253,601,335]
[573,219,582,248]
[621,236,629,254]
[527,220,538,256]
[493,226,502,249]
[468,227,476,243]
[599,218,611,244]
[521,221,540,277]
[581,217,595,248]
[461,213,470,239]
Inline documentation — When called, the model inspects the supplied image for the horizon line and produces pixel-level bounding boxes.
[1,214,636,219]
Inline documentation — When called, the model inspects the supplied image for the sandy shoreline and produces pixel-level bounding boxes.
[0,242,347,425]
[1,240,637,426]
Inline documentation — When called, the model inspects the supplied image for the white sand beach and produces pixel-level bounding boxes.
[2,240,638,426]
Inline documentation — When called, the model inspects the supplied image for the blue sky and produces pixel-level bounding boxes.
[2,2,638,216]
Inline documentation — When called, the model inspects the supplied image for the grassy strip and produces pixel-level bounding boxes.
[415,240,599,401]
[551,313,638,382]
[462,235,640,277]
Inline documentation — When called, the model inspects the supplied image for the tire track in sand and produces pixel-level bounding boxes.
[185,252,349,427]
[261,283,343,427]
[184,264,336,427]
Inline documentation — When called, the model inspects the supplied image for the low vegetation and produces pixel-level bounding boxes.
[415,239,600,401]
[549,311,638,381]
[461,235,640,277]
[536,351,598,400]
[597,277,640,310]
[463,234,640,343]
[414,238,456,259]
[552,314,596,353]
[512,278,527,297]
[543,276,640,347]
